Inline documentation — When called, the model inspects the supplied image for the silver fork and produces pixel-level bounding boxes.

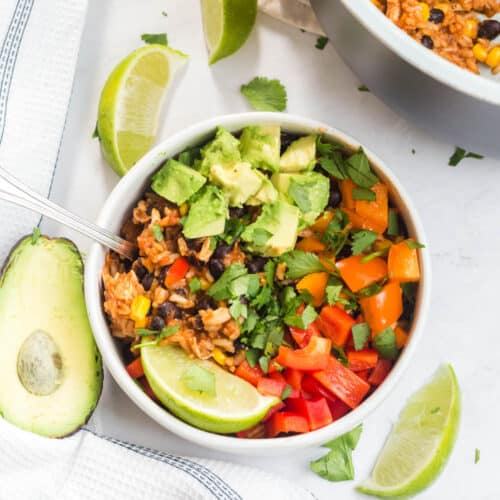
[0,166,136,260]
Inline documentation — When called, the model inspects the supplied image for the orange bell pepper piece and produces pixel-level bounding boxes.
[355,182,389,234]
[336,254,388,292]
[394,325,408,348]
[318,252,336,272]
[295,236,326,253]
[347,349,379,371]
[310,210,335,233]
[388,241,421,282]
[126,357,144,379]
[317,305,356,346]
[296,272,329,307]
[343,208,386,235]
[360,281,403,335]
[340,179,356,209]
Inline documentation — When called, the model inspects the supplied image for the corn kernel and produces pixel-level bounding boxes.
[473,43,488,62]
[212,348,226,366]
[130,295,151,322]
[486,46,500,68]
[463,18,478,39]
[179,203,188,216]
[134,317,148,329]
[418,2,430,21]
[200,278,211,291]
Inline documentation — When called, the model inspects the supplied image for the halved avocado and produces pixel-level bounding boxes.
[0,235,102,437]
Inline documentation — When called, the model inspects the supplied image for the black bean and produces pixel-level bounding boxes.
[478,20,500,41]
[192,314,204,331]
[157,301,181,319]
[176,288,187,297]
[209,259,225,279]
[213,243,233,259]
[246,256,267,273]
[229,207,245,218]
[185,238,203,251]
[240,296,249,305]
[141,273,154,291]
[158,266,170,284]
[421,35,434,50]
[150,315,165,331]
[336,245,352,260]
[328,180,342,208]
[133,262,147,280]
[196,294,217,310]
[429,8,444,23]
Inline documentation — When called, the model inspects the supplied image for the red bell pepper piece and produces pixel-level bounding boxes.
[347,349,379,371]
[317,305,356,347]
[126,357,144,378]
[266,412,310,437]
[289,321,321,349]
[235,360,263,387]
[301,374,337,404]
[275,336,331,371]
[368,359,393,386]
[313,356,370,409]
[165,257,189,287]
[284,368,304,391]
[286,397,333,431]
[356,369,370,381]
[261,401,286,423]
[327,398,351,421]
[139,376,159,402]
[269,372,299,398]
[236,423,266,439]
[257,377,288,398]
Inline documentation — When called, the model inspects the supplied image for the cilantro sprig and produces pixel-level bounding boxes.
[240,77,287,112]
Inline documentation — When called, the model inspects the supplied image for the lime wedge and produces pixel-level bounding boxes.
[201,0,257,65]
[141,344,279,433]
[358,364,460,497]
[97,45,187,176]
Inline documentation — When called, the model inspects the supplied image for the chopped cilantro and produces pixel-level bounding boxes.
[352,187,376,201]
[31,227,41,244]
[360,248,389,263]
[132,325,180,349]
[345,148,378,188]
[141,33,168,46]
[322,210,350,256]
[319,153,347,180]
[373,326,398,360]
[282,250,326,279]
[207,264,248,300]
[284,304,318,329]
[474,448,480,464]
[358,85,370,92]
[316,135,340,156]
[181,365,216,396]
[259,355,270,374]
[281,384,292,400]
[351,230,378,255]
[245,348,260,367]
[264,260,276,288]
[388,209,400,236]
[92,122,100,140]
[162,10,168,16]
[449,146,484,166]
[151,224,164,242]
[411,148,416,155]
[331,344,348,366]
[241,77,287,112]
[352,322,370,350]
[229,299,248,320]
[326,284,343,305]
[315,36,329,49]
[188,277,201,294]
[357,282,383,297]
[406,239,425,249]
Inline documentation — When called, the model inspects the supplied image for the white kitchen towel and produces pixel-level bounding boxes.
[0,0,88,262]
[0,418,315,500]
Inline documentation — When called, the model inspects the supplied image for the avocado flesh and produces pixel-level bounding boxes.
[0,236,102,437]
[279,135,317,172]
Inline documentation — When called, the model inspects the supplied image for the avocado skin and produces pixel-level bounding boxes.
[0,235,103,438]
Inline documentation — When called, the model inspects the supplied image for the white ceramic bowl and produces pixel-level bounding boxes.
[85,112,431,455]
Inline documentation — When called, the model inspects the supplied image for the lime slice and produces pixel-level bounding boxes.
[201,0,257,65]
[141,344,279,433]
[358,364,460,497]
[97,45,188,176]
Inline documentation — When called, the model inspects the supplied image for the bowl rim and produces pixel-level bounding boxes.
[84,112,431,455]
[337,0,500,106]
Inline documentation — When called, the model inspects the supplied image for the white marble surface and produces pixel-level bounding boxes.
[43,1,500,498]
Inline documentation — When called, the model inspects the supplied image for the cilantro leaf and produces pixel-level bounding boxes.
[284,304,318,329]
[264,260,276,288]
[281,384,292,399]
[449,146,484,166]
[345,148,379,188]
[241,77,287,112]
[229,299,248,320]
[181,365,216,396]
[324,425,363,450]
[245,348,260,367]
[316,135,337,156]
[319,153,347,180]
[133,325,180,349]
[351,230,378,255]
[475,448,480,464]
[352,187,376,201]
[151,224,164,242]
[315,36,329,49]
[358,85,370,92]
[259,356,270,374]
[282,250,326,279]
[331,344,348,366]
[326,284,342,305]
[373,326,398,360]
[188,277,201,294]
[207,264,247,300]
[357,282,383,297]
[352,322,370,350]
[31,227,41,244]
[92,122,100,140]
[360,248,389,263]
[406,239,425,249]
[388,208,399,236]
[141,33,168,46]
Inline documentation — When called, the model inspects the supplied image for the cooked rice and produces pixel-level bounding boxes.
[375,0,500,74]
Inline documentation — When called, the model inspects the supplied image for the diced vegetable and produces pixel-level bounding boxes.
[347,349,379,371]
[296,272,329,307]
[343,208,386,235]
[139,376,158,402]
[276,336,331,371]
[235,359,263,386]
[289,321,320,349]
[340,179,356,209]
[336,255,388,292]
[368,359,393,386]
[355,182,388,234]
[318,252,336,272]
[317,305,356,347]
[327,398,351,421]
[237,423,267,439]
[130,295,151,324]
[310,210,334,233]
[165,257,189,286]
[257,377,288,398]
[266,411,310,437]
[126,357,144,378]
[360,281,403,335]
[261,401,286,423]
[313,356,370,408]
[388,241,421,282]
[286,397,333,430]
[394,325,408,349]
[301,374,338,404]
[283,369,305,394]
[296,236,326,253]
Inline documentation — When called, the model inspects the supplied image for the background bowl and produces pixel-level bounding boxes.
[311,0,500,158]
[85,112,431,455]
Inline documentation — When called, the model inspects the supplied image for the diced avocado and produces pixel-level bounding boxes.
[239,125,280,172]
[199,126,241,176]
[210,161,262,206]
[183,185,228,238]
[279,135,317,172]
[287,171,330,225]
[271,172,293,197]
[151,159,206,205]
[0,236,102,437]
[241,198,300,256]
[246,171,278,206]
